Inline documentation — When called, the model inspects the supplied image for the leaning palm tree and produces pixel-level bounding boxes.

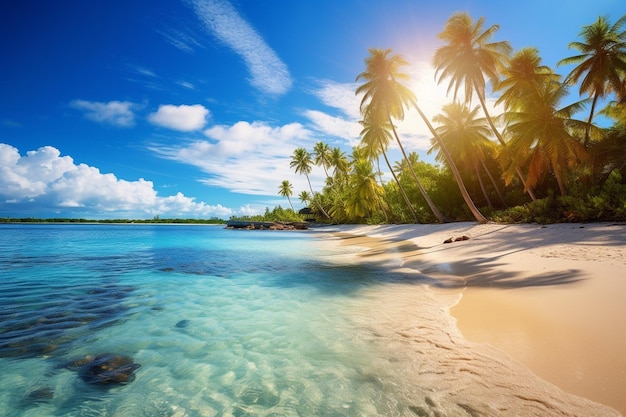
[359,109,419,222]
[290,147,331,219]
[278,180,294,211]
[433,12,537,202]
[505,80,589,196]
[356,48,449,223]
[430,102,505,208]
[558,14,626,147]
[411,97,489,222]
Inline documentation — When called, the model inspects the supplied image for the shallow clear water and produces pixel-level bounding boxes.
[0,224,416,417]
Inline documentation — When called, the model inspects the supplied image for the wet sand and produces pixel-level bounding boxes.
[318,222,625,416]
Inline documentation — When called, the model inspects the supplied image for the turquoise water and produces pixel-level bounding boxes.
[0,224,415,417]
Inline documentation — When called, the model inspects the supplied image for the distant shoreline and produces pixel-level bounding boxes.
[0,218,226,225]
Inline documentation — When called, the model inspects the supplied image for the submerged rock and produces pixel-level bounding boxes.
[175,319,190,328]
[66,353,141,386]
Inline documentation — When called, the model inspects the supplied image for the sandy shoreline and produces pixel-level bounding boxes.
[313,222,625,416]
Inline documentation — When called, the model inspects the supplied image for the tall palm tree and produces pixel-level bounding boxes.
[313,141,333,178]
[278,180,294,211]
[504,80,589,195]
[433,13,537,202]
[356,48,449,223]
[290,147,331,219]
[359,110,419,222]
[558,14,626,147]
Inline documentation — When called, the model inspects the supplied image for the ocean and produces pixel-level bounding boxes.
[0,223,420,417]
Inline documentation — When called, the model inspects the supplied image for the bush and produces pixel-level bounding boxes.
[492,170,626,223]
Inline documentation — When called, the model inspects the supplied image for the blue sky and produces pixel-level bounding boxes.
[1,0,623,219]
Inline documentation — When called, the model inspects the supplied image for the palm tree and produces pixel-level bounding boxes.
[345,157,385,219]
[290,147,331,219]
[278,180,294,211]
[558,14,626,147]
[313,141,333,178]
[330,147,350,179]
[430,102,505,208]
[359,109,419,222]
[496,47,560,110]
[433,13,537,202]
[356,48,449,223]
[298,190,311,206]
[411,98,489,222]
[504,80,589,196]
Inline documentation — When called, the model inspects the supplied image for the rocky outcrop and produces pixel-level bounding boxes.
[225,221,308,230]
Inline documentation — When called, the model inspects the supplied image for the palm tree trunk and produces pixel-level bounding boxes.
[286,196,294,211]
[477,94,537,202]
[552,165,567,196]
[412,101,488,223]
[584,94,599,148]
[474,164,493,209]
[387,113,450,223]
[480,158,506,206]
[380,146,419,223]
[305,175,331,219]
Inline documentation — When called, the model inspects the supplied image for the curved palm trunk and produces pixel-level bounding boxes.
[286,196,294,211]
[305,175,331,219]
[412,101,488,223]
[480,158,506,207]
[387,113,450,223]
[552,162,567,196]
[477,94,537,202]
[380,146,419,223]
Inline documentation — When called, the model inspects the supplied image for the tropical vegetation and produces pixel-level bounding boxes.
[274,12,626,224]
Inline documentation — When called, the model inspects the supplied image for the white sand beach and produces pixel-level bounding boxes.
[316,222,626,416]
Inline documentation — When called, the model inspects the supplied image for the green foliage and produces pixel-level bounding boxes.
[492,170,626,223]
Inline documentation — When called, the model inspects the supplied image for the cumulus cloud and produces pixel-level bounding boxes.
[0,143,231,218]
[191,0,292,95]
[70,99,138,127]
[150,120,322,196]
[148,104,210,131]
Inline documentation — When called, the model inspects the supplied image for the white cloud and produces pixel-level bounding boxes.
[70,99,137,127]
[150,120,324,196]
[191,0,292,95]
[0,144,232,218]
[302,110,361,147]
[148,104,210,131]
[159,28,204,54]
[311,80,362,120]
